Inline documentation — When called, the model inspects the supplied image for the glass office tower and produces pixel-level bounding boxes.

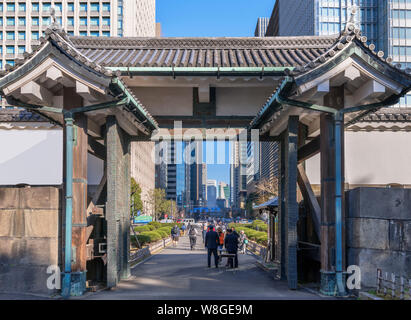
[268,0,411,107]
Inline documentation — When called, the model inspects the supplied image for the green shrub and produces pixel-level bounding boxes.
[139,231,162,243]
[134,225,151,233]
[156,229,168,238]
[157,226,172,235]
[148,221,162,229]
[255,234,268,246]
[134,234,151,246]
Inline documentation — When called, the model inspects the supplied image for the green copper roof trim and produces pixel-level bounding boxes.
[107,66,295,74]
[111,77,158,130]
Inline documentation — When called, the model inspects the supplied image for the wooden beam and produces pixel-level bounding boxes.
[87,172,107,215]
[21,81,53,105]
[88,135,106,160]
[352,79,385,104]
[331,65,361,86]
[298,135,320,163]
[297,164,321,240]
[87,118,102,138]
[198,84,210,103]
[76,80,99,102]
[46,66,76,87]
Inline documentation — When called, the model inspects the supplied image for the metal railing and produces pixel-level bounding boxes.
[377,269,411,300]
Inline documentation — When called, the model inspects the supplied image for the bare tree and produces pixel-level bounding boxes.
[254,177,279,205]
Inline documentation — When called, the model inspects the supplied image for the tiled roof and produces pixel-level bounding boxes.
[70,36,337,68]
[359,108,411,122]
[0,109,47,122]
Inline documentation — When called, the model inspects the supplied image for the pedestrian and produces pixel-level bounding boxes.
[188,225,197,250]
[205,224,219,268]
[224,229,239,268]
[239,230,248,254]
[171,225,180,247]
[216,227,225,259]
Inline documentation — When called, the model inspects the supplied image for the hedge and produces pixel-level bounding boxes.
[134,225,151,233]
[131,222,184,246]
[227,223,268,246]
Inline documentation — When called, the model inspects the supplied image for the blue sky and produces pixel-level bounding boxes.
[157,0,275,37]
[157,0,275,185]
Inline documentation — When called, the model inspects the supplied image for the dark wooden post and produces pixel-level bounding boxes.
[285,116,299,289]
[106,116,131,288]
[279,132,286,280]
[278,116,299,288]
[320,86,345,295]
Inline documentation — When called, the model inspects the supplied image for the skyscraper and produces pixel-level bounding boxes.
[254,17,269,37]
[0,0,157,108]
[230,140,248,210]
[265,0,410,107]
[207,179,217,208]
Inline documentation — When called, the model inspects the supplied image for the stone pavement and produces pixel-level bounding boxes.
[81,235,328,300]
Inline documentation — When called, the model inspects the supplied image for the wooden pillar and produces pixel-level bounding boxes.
[71,114,88,274]
[285,116,299,289]
[320,87,346,294]
[62,88,88,295]
[278,116,299,289]
[106,116,131,288]
[279,132,286,280]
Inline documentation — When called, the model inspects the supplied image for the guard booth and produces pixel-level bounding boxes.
[253,197,278,262]
[0,12,410,297]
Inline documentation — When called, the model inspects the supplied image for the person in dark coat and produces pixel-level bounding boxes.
[224,229,239,268]
[205,225,219,268]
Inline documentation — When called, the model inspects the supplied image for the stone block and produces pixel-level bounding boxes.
[0,210,16,237]
[404,222,411,252]
[0,188,19,209]
[21,187,60,210]
[348,248,411,289]
[389,220,403,251]
[0,238,58,266]
[0,264,59,294]
[347,218,389,250]
[24,209,59,238]
[347,188,411,220]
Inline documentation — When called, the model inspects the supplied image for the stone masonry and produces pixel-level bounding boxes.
[346,187,411,289]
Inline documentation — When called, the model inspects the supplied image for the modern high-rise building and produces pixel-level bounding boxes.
[230,140,248,210]
[260,141,279,185]
[207,179,217,208]
[0,0,156,108]
[265,0,410,107]
[131,141,155,216]
[254,17,269,37]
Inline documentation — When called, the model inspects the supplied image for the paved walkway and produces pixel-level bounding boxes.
[82,235,326,300]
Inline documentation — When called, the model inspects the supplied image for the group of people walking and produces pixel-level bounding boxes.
[204,224,248,269]
[170,221,249,269]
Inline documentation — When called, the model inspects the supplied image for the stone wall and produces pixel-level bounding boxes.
[0,186,62,294]
[346,187,411,289]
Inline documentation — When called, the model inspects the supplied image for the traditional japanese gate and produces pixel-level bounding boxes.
[0,13,410,297]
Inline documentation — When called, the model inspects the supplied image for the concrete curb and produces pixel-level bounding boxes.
[359,291,384,300]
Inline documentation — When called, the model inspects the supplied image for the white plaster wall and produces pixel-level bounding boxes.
[131,87,193,116]
[216,87,274,116]
[0,129,63,185]
[306,131,411,186]
[0,129,105,186]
